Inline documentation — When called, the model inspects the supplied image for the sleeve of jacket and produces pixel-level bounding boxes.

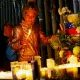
[39,27,51,44]
[9,25,23,50]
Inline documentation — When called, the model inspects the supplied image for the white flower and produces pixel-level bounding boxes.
[58,7,71,15]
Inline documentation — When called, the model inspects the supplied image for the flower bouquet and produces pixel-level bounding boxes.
[50,7,80,64]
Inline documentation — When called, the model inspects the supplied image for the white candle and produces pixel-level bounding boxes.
[16,70,26,79]
[46,58,55,69]
[0,71,12,79]
[46,58,55,78]
[25,69,33,80]
[67,55,78,64]
[40,67,47,77]
[0,71,6,79]
[67,55,78,77]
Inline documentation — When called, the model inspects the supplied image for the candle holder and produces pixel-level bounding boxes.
[10,61,28,80]
[10,61,19,79]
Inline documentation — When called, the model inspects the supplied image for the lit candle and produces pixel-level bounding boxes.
[5,71,12,79]
[25,69,33,80]
[40,67,47,77]
[0,71,12,79]
[67,55,78,77]
[27,29,31,39]
[16,69,26,79]
[46,58,55,69]
[0,71,6,79]
[67,55,78,64]
[34,56,41,68]
[46,58,55,78]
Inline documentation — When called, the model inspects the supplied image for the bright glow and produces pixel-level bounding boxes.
[40,67,47,77]
[26,69,33,79]
[67,55,78,64]
[16,69,26,79]
[27,29,31,39]
[58,62,80,69]
[0,71,12,79]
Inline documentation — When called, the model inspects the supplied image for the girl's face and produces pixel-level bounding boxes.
[24,10,37,25]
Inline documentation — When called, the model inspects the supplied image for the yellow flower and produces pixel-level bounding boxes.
[58,7,71,15]
[73,46,80,56]
[50,35,60,49]
[76,27,80,33]
[59,49,65,58]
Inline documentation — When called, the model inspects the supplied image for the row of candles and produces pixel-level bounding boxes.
[0,56,80,79]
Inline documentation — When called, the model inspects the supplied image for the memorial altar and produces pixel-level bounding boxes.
[0,60,80,80]
[1,3,80,80]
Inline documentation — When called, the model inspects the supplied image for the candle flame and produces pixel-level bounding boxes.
[27,29,31,39]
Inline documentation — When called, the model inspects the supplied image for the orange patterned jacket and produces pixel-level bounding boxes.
[9,20,51,61]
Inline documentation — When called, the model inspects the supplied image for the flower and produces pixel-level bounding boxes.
[73,46,80,56]
[58,48,73,64]
[76,27,80,33]
[58,7,71,15]
[50,34,60,49]
[50,8,80,64]
[59,49,65,58]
